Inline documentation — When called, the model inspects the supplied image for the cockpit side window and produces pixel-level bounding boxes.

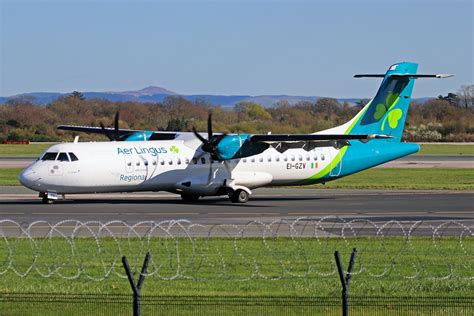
[57,152,69,162]
[41,152,58,161]
[69,153,79,161]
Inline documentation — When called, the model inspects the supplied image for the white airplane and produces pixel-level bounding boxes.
[19,62,452,204]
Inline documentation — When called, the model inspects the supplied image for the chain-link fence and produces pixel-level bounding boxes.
[0,217,472,315]
[1,293,472,316]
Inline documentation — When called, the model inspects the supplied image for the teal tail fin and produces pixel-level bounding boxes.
[350,62,418,141]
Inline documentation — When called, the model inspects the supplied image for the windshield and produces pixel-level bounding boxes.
[41,152,58,161]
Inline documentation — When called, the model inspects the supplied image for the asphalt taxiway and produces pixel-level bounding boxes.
[0,187,472,225]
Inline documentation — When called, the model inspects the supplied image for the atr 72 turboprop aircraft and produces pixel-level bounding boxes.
[19,62,452,204]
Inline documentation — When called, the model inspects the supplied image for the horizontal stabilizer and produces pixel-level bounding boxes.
[354,74,454,79]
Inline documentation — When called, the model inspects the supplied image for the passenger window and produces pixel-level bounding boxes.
[168,159,173,165]
[321,154,325,161]
[192,158,198,164]
[251,157,255,163]
[243,158,247,163]
[291,155,295,162]
[152,160,157,166]
[57,153,69,162]
[283,156,288,162]
[177,158,182,165]
[185,158,189,164]
[313,155,318,161]
[201,157,206,164]
[298,154,303,161]
[41,152,58,161]
[275,156,280,162]
[267,156,271,162]
[259,157,263,163]
[306,154,310,161]
[136,161,140,166]
[144,160,148,166]
[68,152,79,161]
[160,159,165,165]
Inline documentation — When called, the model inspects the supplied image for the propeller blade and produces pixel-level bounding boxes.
[99,122,114,141]
[207,113,213,140]
[192,127,208,144]
[114,111,120,135]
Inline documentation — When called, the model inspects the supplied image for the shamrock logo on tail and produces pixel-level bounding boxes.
[169,145,179,154]
[373,92,403,131]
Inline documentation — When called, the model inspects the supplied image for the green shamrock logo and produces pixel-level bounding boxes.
[169,145,179,154]
[373,93,403,131]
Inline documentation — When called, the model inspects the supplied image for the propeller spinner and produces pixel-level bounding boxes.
[192,114,227,161]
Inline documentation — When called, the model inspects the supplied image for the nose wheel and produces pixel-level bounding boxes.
[228,189,250,203]
[42,195,54,204]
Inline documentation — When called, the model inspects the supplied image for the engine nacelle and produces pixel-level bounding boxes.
[216,134,269,160]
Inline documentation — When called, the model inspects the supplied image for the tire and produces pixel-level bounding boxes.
[42,196,54,204]
[229,189,249,203]
[180,194,200,202]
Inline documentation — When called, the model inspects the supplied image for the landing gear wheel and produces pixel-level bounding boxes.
[42,195,54,204]
[180,194,200,202]
[229,189,249,203]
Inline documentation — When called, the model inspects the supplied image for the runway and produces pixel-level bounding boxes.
[0,187,472,225]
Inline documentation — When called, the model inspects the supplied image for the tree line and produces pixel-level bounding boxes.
[1,85,473,143]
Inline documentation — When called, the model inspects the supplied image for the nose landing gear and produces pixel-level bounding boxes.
[39,192,60,204]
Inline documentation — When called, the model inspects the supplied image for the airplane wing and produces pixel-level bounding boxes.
[249,134,391,142]
[57,125,177,140]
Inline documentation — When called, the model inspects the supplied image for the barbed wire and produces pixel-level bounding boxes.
[0,217,472,281]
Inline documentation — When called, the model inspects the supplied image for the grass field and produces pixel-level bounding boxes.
[418,143,474,155]
[0,236,472,315]
[1,167,472,190]
[317,168,474,190]
[0,143,473,157]
[0,236,471,297]
[0,143,54,157]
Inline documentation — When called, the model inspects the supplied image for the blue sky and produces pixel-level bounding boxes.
[0,0,472,98]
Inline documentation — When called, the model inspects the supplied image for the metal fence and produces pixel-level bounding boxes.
[1,293,472,316]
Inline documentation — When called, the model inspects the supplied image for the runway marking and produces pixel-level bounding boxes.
[124,212,199,216]
[212,212,278,215]
[0,212,24,215]
[34,212,120,215]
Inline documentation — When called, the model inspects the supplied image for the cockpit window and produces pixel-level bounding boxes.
[57,152,69,162]
[69,152,79,161]
[41,152,58,161]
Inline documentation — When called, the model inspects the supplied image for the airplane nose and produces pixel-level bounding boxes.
[19,167,37,189]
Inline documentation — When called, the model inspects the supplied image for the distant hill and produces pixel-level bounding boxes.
[0,86,432,107]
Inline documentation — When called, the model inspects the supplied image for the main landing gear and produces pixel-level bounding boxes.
[180,194,200,202]
[228,189,250,203]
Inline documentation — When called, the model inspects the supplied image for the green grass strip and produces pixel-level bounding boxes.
[316,168,474,190]
[418,143,474,155]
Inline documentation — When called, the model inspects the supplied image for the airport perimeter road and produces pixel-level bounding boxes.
[0,187,472,225]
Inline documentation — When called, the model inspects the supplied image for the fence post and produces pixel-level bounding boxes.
[334,248,357,316]
[122,252,151,316]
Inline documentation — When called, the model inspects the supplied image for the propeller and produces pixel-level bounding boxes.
[192,113,227,161]
[192,113,231,182]
[100,111,121,141]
